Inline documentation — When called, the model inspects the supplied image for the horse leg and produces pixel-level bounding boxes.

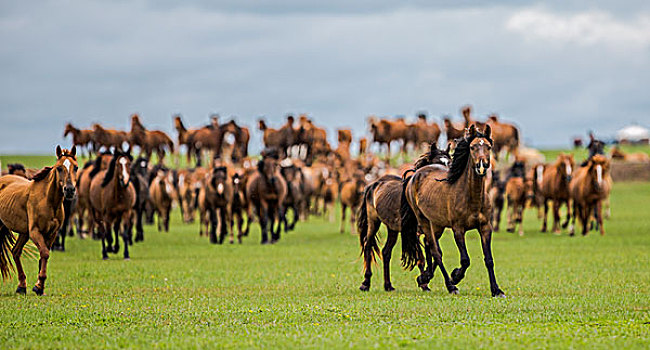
[259,204,269,244]
[165,206,170,232]
[569,201,577,236]
[562,199,571,229]
[517,203,524,236]
[291,204,299,231]
[382,229,398,292]
[582,204,590,236]
[121,212,131,260]
[541,200,548,232]
[350,205,357,234]
[112,218,121,253]
[100,221,109,260]
[28,230,50,295]
[209,208,218,244]
[135,204,144,242]
[271,206,280,243]
[597,200,605,236]
[552,200,561,234]
[450,228,470,286]
[10,232,29,294]
[218,208,228,244]
[506,202,515,233]
[479,224,505,297]
[425,224,457,294]
[339,204,347,233]
[359,219,380,291]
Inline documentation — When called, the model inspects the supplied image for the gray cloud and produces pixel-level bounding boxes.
[0,1,648,154]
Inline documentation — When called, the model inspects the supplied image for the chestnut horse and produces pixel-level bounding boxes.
[339,174,366,234]
[220,120,250,163]
[357,142,450,292]
[64,123,95,156]
[246,151,287,244]
[89,151,136,259]
[149,166,175,232]
[92,124,129,152]
[401,125,505,297]
[504,160,527,236]
[569,155,612,236]
[130,114,174,163]
[0,146,77,295]
[198,166,234,244]
[539,153,575,233]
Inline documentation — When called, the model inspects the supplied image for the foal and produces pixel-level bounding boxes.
[0,146,77,295]
[505,161,527,236]
[569,155,612,236]
[401,125,505,297]
[539,153,575,233]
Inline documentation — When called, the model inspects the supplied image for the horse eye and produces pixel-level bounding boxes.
[57,167,64,172]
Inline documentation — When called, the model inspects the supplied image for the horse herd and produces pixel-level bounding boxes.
[0,106,626,296]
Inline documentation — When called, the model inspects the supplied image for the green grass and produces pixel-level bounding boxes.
[0,155,649,349]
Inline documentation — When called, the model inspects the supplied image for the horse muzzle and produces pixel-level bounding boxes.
[64,186,76,200]
[474,160,489,176]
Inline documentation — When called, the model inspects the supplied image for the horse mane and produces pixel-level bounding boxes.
[441,131,492,184]
[32,167,53,182]
[101,155,118,187]
[214,166,227,175]
[508,161,526,179]
[8,163,26,173]
[89,152,111,179]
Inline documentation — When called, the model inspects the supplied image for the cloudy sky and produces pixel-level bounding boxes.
[1,1,649,154]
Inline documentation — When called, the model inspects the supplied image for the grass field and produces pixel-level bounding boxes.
[0,153,649,349]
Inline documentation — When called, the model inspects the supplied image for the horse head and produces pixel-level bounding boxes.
[54,145,78,200]
[112,151,133,188]
[589,154,609,192]
[210,166,229,196]
[468,124,493,176]
[557,153,575,181]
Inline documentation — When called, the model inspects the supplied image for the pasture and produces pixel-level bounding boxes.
[0,153,649,349]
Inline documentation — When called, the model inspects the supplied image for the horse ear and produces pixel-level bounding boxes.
[71,145,77,157]
[483,124,492,139]
[467,124,476,138]
[56,145,63,159]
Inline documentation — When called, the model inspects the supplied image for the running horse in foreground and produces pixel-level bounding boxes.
[0,146,78,295]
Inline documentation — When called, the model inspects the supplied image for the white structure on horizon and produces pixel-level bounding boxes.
[616,125,650,144]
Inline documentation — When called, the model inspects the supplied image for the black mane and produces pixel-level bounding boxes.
[441,131,492,184]
[101,154,118,187]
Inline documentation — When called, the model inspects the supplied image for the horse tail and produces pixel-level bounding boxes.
[512,127,520,148]
[400,175,421,271]
[358,181,381,268]
[0,223,16,281]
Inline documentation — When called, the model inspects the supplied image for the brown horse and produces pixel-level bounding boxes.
[219,120,250,163]
[280,163,304,232]
[230,172,250,243]
[357,142,450,292]
[198,166,234,244]
[486,115,520,160]
[259,117,296,158]
[569,155,612,236]
[89,151,136,259]
[0,146,77,295]
[412,113,441,152]
[611,146,650,162]
[149,166,175,232]
[64,123,95,156]
[539,153,575,233]
[130,114,174,163]
[297,115,329,163]
[401,125,505,297]
[368,117,410,163]
[92,124,129,152]
[504,161,527,236]
[443,118,465,142]
[246,151,287,244]
[174,115,202,165]
[339,175,366,234]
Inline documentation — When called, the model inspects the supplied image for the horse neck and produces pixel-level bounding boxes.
[457,162,486,210]
[43,170,64,208]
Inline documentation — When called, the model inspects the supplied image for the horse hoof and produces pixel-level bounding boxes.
[102,256,109,260]
[384,285,395,292]
[419,285,431,292]
[493,291,506,298]
[16,286,26,295]
[448,286,459,295]
[229,240,234,244]
[359,284,370,292]
[124,257,130,261]
[32,286,44,296]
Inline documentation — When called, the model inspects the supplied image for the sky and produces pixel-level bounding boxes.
[1,0,649,154]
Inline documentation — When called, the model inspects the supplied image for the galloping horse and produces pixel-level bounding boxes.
[357,142,450,292]
[401,125,505,297]
[246,151,287,244]
[0,146,77,295]
[64,123,95,156]
[89,151,136,259]
[539,153,575,233]
[504,160,527,236]
[569,155,612,236]
[198,166,234,244]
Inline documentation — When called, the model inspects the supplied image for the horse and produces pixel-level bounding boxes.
[129,157,151,242]
[297,115,329,164]
[149,166,175,232]
[489,170,506,232]
[280,163,303,232]
[92,124,129,152]
[539,153,575,233]
[443,118,465,143]
[258,117,296,159]
[230,172,250,243]
[220,120,250,163]
[0,146,77,295]
[412,113,441,152]
[400,125,505,297]
[611,146,649,162]
[129,114,174,163]
[246,151,287,244]
[486,115,520,160]
[504,161,527,236]
[368,117,410,164]
[75,153,112,240]
[569,155,612,236]
[357,142,450,292]
[89,150,136,259]
[64,123,95,156]
[198,166,233,244]
[339,174,366,234]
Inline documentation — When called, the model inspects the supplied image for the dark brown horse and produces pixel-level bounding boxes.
[198,166,234,244]
[89,151,136,259]
[0,146,78,295]
[539,153,575,233]
[220,120,250,163]
[130,114,175,163]
[357,142,451,292]
[246,151,287,244]
[401,125,505,297]
[230,172,250,243]
[569,154,612,236]
[149,166,175,232]
[504,161,527,236]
